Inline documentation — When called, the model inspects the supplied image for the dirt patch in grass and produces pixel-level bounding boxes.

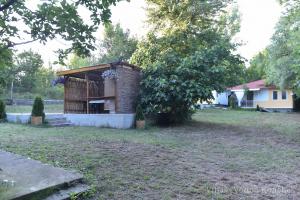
[0,110,300,199]
[168,122,300,200]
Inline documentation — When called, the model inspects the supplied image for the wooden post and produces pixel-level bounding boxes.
[10,80,14,100]
[86,73,89,114]
[64,76,66,114]
[114,76,118,113]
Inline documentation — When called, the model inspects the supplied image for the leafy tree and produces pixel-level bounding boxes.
[0,50,43,99]
[0,0,121,64]
[131,0,245,123]
[266,0,300,93]
[66,23,138,68]
[0,50,62,99]
[68,54,97,69]
[246,50,269,82]
[0,45,12,71]
[145,0,240,35]
[34,67,64,99]
[13,50,44,92]
[0,47,13,95]
[98,23,138,63]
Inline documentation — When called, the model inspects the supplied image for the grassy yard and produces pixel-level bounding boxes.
[6,104,63,113]
[0,109,300,199]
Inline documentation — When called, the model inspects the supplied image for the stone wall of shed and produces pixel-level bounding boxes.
[115,65,141,113]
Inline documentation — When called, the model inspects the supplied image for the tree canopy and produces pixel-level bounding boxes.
[258,0,300,94]
[246,50,269,82]
[67,23,138,69]
[0,0,121,64]
[14,50,44,91]
[0,47,12,85]
[0,50,63,99]
[67,54,97,69]
[98,23,138,63]
[131,0,245,123]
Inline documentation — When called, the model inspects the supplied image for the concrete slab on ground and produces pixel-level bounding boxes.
[0,150,85,200]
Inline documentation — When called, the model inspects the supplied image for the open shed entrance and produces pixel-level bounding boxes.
[57,61,141,114]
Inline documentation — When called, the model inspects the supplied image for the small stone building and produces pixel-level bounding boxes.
[57,61,141,114]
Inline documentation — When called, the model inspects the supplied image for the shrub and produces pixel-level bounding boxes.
[0,100,7,122]
[229,95,238,109]
[256,105,260,111]
[31,97,45,121]
[139,58,224,124]
[293,94,300,112]
[136,105,145,121]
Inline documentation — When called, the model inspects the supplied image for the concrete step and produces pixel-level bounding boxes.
[14,178,86,200]
[47,118,73,127]
[0,150,88,200]
[47,119,69,124]
[49,122,73,127]
[45,184,90,200]
[47,118,68,122]
[48,120,72,125]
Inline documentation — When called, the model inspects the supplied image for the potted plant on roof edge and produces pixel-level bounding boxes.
[136,105,145,129]
[102,69,118,97]
[31,97,45,125]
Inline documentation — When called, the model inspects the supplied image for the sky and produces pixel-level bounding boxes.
[16,0,282,68]
[235,0,282,62]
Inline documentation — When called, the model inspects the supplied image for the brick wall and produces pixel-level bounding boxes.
[115,65,141,113]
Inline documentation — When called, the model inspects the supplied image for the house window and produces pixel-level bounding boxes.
[282,91,287,100]
[273,91,278,100]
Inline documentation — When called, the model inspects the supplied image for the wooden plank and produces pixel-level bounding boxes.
[114,77,118,113]
[56,62,141,77]
[86,74,89,114]
[57,64,110,76]
[88,96,115,100]
[64,76,66,114]
[64,99,87,103]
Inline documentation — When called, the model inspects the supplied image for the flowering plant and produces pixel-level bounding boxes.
[51,77,67,86]
[101,69,118,80]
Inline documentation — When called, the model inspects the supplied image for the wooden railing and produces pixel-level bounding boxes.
[241,100,254,108]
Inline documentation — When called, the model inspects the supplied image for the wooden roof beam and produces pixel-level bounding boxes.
[56,61,141,77]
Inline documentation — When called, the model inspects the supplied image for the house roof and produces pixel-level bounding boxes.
[228,80,276,91]
[57,61,141,78]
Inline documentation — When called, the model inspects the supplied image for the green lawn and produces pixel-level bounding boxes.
[194,109,300,138]
[0,109,299,199]
[6,104,63,113]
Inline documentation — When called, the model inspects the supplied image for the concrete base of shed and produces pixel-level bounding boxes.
[64,114,135,129]
[6,113,135,129]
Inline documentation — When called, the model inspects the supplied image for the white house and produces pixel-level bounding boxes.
[215,80,294,111]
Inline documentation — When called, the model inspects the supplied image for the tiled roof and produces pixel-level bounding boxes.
[229,80,276,90]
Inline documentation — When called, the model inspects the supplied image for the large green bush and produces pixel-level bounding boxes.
[138,47,242,124]
[0,100,7,122]
[31,97,45,121]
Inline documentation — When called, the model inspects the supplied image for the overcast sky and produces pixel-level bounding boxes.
[16,0,282,68]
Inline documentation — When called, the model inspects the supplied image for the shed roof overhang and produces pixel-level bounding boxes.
[56,61,140,81]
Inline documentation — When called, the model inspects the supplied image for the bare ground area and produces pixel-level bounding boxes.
[0,109,300,199]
